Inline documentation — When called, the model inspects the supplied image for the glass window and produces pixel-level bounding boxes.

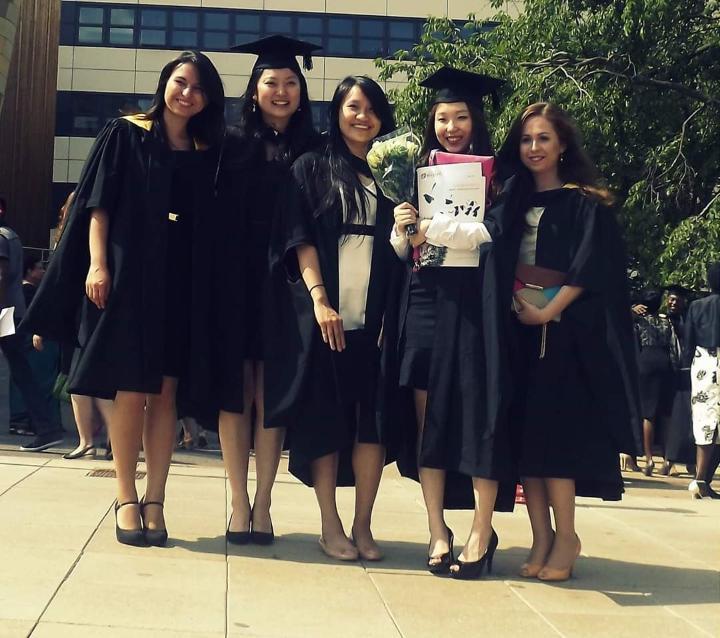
[328,18,353,36]
[203,31,230,49]
[79,7,104,25]
[60,3,77,24]
[205,12,230,30]
[327,37,353,56]
[171,30,198,48]
[266,14,292,35]
[109,28,134,46]
[78,26,103,44]
[389,39,414,54]
[110,9,134,27]
[389,21,414,39]
[358,38,383,57]
[173,11,197,29]
[141,10,166,28]
[140,29,166,46]
[233,32,257,46]
[235,13,260,33]
[358,20,383,37]
[298,16,323,36]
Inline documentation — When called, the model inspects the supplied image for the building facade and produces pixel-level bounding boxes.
[47,0,519,241]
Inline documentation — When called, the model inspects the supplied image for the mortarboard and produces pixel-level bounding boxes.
[420,66,505,110]
[663,284,693,298]
[231,35,322,75]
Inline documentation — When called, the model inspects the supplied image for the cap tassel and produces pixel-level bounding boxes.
[491,90,500,110]
[302,54,313,71]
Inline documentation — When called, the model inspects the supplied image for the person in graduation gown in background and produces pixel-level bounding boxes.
[661,285,697,473]
[389,68,517,579]
[497,102,641,581]
[265,76,399,561]
[22,51,226,547]
[214,36,322,546]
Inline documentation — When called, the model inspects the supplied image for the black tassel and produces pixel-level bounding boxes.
[303,54,313,71]
[491,90,500,110]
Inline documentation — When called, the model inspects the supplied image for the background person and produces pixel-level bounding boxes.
[0,196,64,451]
[684,262,720,499]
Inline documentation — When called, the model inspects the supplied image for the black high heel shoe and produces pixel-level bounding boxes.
[114,501,145,547]
[250,509,275,546]
[427,527,454,575]
[450,529,498,580]
[140,498,168,547]
[226,513,251,545]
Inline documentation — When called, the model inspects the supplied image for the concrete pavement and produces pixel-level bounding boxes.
[0,439,718,638]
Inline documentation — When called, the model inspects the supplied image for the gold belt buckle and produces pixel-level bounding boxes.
[168,212,179,222]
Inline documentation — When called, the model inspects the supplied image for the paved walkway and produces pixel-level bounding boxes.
[0,437,718,638]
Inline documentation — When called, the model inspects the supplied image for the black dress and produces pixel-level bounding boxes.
[22,116,218,410]
[391,181,518,511]
[264,149,402,487]
[510,186,641,500]
[633,313,677,420]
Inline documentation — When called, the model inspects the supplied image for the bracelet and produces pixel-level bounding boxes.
[308,283,325,295]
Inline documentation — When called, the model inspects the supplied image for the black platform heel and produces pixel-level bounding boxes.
[427,527,454,575]
[450,528,498,580]
[140,498,168,547]
[114,501,145,547]
[226,513,251,545]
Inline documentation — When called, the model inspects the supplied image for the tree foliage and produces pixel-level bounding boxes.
[376,0,720,289]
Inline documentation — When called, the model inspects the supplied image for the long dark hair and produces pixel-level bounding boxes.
[236,66,317,164]
[134,50,225,148]
[419,101,494,166]
[318,76,395,228]
[497,102,613,205]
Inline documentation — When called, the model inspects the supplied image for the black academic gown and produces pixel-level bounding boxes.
[664,312,694,464]
[264,149,402,487]
[389,180,518,511]
[22,116,218,409]
[500,181,642,500]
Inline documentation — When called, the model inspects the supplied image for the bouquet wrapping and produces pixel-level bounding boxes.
[366,128,421,235]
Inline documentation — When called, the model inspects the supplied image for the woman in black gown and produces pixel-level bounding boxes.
[390,68,516,579]
[23,51,226,546]
[498,102,641,581]
[267,76,398,561]
[217,36,321,545]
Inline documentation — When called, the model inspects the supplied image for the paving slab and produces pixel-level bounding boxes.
[227,556,400,638]
[31,623,224,638]
[42,553,227,634]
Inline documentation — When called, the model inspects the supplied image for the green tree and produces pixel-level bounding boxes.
[377,0,720,288]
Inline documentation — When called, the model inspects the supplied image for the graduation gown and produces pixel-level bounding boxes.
[501,183,642,500]
[22,116,218,408]
[389,181,518,511]
[264,149,402,487]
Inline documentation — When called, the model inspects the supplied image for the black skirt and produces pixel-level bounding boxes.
[399,269,439,390]
[288,329,382,487]
[513,317,624,500]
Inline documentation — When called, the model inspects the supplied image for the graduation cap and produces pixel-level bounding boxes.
[231,35,321,74]
[663,284,693,298]
[420,66,505,110]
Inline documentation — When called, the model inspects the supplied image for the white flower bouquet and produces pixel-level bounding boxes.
[367,128,421,234]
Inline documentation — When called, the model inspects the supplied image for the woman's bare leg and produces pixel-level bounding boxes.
[351,437,385,559]
[142,376,178,530]
[642,418,655,469]
[219,360,254,533]
[69,394,96,450]
[414,389,450,563]
[251,361,285,534]
[450,478,497,570]
[312,451,357,558]
[109,390,146,530]
[521,477,554,567]
[543,478,580,570]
